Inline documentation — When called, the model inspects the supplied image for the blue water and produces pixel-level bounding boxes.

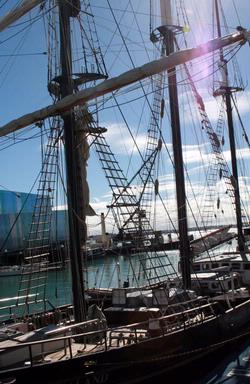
[0,252,179,309]
[0,236,237,310]
[0,231,237,307]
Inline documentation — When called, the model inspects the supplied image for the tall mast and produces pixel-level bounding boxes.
[160,0,191,288]
[214,0,246,258]
[58,0,86,322]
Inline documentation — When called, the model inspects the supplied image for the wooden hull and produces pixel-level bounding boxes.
[1,299,250,384]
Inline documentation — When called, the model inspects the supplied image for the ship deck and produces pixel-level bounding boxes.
[44,327,149,362]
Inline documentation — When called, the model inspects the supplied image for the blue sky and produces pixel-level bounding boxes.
[0,0,250,234]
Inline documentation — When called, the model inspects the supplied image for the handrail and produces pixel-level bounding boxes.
[109,301,218,330]
[0,300,219,374]
[1,302,217,352]
[45,318,101,336]
[0,328,108,351]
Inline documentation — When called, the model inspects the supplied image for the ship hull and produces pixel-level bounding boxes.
[1,299,250,384]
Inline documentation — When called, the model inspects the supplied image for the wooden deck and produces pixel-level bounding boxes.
[37,328,149,362]
[0,300,217,369]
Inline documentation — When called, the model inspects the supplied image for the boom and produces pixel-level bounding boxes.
[0,0,44,32]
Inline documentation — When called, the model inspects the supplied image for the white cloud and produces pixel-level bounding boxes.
[222,147,250,163]
[103,122,147,155]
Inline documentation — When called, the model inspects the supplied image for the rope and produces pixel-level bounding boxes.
[95,326,250,368]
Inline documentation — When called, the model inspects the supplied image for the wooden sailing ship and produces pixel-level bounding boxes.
[1,1,250,383]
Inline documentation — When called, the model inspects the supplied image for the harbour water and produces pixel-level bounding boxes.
[0,236,236,310]
[0,251,180,307]
[0,229,236,305]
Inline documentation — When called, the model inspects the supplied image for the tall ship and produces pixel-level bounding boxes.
[1,1,250,383]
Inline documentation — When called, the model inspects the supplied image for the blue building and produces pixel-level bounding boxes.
[0,190,68,263]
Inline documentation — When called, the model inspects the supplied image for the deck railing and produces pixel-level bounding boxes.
[0,301,219,372]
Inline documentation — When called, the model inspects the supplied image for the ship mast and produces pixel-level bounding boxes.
[160,0,191,289]
[58,0,86,322]
[214,0,246,259]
